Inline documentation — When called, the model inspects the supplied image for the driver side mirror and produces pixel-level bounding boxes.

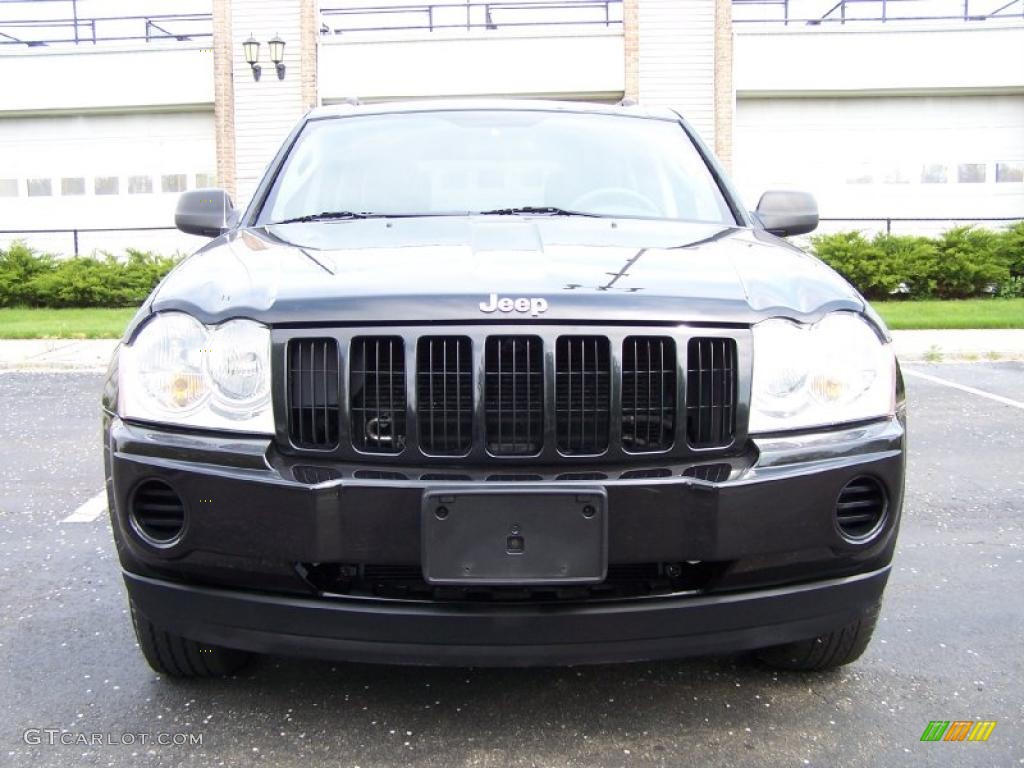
[754,190,819,237]
[175,188,239,238]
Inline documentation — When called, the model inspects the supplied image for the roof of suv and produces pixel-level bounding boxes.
[306,99,682,122]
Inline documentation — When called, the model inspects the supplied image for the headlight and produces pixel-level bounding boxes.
[750,312,895,433]
[119,312,273,433]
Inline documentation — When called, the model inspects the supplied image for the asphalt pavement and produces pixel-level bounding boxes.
[0,363,1021,768]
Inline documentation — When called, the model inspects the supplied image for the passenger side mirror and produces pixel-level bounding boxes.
[754,190,819,237]
[175,188,239,238]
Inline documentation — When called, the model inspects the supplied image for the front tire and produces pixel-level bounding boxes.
[756,603,881,671]
[130,600,251,678]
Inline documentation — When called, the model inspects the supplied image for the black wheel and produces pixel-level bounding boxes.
[130,600,251,678]
[756,603,881,671]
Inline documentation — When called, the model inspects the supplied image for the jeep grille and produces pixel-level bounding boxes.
[284,330,741,458]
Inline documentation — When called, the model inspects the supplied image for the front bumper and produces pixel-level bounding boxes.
[105,413,905,665]
[125,566,890,666]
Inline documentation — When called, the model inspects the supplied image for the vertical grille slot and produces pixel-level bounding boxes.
[288,338,340,449]
[621,336,676,452]
[686,337,737,448]
[555,335,610,454]
[350,336,407,454]
[484,336,543,455]
[417,336,473,455]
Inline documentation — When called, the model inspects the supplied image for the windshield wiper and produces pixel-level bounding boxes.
[272,210,475,225]
[477,206,605,218]
[272,211,376,224]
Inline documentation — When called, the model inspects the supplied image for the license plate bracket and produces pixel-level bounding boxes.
[421,487,607,585]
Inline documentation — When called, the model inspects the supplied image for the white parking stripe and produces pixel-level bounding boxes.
[61,490,108,523]
[903,368,1024,411]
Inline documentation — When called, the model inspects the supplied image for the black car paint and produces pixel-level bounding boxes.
[126,219,872,337]
[103,103,905,667]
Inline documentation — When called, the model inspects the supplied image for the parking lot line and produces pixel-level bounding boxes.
[903,368,1024,411]
[61,490,108,523]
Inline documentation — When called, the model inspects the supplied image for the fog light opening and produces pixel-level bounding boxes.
[835,476,887,543]
[129,479,186,547]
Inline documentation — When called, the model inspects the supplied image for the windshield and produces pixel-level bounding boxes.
[258,110,736,225]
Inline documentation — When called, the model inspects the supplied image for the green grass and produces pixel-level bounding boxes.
[872,299,1024,330]
[0,307,137,339]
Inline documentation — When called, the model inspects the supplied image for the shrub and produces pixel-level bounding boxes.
[871,234,940,298]
[0,242,180,308]
[810,224,1020,300]
[996,276,1024,299]
[993,221,1024,278]
[0,242,56,307]
[929,227,1008,299]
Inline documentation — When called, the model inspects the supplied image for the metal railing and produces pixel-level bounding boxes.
[3,0,1019,46]
[818,216,1024,234]
[0,0,211,47]
[733,0,1023,25]
[0,226,180,257]
[319,0,623,34]
[0,0,623,46]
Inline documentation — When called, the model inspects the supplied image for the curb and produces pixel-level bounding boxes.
[891,329,1024,363]
[0,339,118,372]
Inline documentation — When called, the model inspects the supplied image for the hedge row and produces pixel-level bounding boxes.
[809,223,1024,300]
[3,224,1023,308]
[0,243,180,308]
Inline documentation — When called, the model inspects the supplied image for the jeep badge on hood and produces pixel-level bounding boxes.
[479,293,549,317]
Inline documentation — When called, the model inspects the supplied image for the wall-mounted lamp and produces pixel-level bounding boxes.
[268,34,286,79]
[242,34,261,80]
[242,34,285,81]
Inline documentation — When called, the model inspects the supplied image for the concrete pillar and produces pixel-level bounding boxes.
[212,0,237,200]
[627,0,733,168]
[714,0,734,170]
[623,0,640,102]
[212,0,319,208]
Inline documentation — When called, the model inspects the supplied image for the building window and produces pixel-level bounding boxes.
[846,163,873,184]
[128,175,153,194]
[161,174,187,193]
[882,166,912,184]
[95,176,119,195]
[996,162,1024,183]
[921,164,948,184]
[957,164,986,184]
[0,179,17,197]
[62,177,86,196]
[195,173,216,188]
[27,178,53,197]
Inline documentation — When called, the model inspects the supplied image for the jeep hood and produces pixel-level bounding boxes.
[142,217,865,334]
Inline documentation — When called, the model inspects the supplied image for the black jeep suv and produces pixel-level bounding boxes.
[102,101,905,676]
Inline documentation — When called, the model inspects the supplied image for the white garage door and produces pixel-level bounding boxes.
[733,94,1024,234]
[0,111,215,255]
